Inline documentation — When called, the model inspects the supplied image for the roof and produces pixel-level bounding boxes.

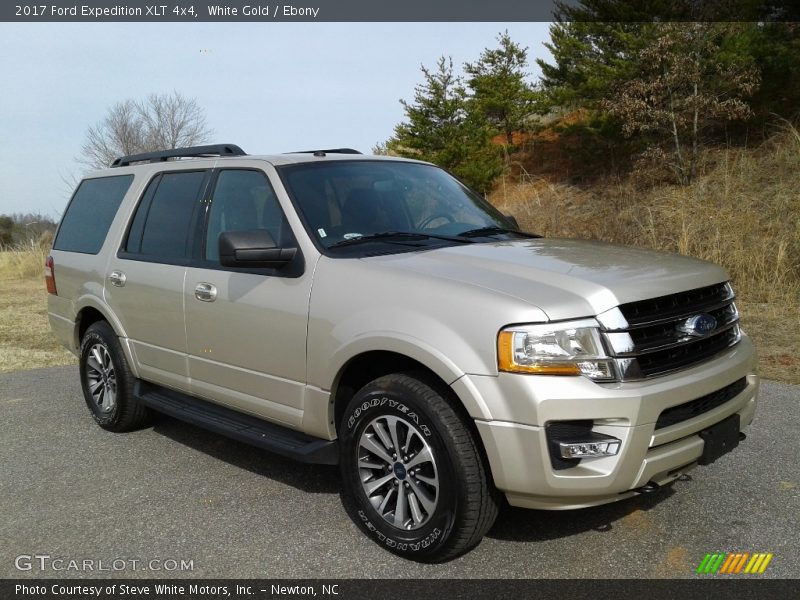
[92,144,424,177]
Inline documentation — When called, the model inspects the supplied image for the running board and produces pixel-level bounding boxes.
[133,381,338,465]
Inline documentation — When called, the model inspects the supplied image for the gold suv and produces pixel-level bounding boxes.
[48,144,758,561]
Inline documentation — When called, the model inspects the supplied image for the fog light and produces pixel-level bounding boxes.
[558,437,621,459]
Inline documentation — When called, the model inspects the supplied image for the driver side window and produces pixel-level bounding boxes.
[205,170,290,261]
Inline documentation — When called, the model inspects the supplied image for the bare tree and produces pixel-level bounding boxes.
[137,92,213,151]
[79,92,213,169]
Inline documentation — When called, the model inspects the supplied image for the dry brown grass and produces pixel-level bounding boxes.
[492,127,800,384]
[0,243,49,280]
[0,250,76,373]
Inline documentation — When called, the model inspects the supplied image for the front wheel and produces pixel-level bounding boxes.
[339,373,499,562]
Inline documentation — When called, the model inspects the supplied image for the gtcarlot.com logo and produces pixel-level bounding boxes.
[696,552,774,574]
[15,554,194,572]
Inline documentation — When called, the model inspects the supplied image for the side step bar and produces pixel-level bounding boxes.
[133,381,339,465]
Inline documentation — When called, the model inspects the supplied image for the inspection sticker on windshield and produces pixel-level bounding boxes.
[317,228,327,238]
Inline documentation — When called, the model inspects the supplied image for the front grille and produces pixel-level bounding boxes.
[599,282,741,380]
[621,282,731,327]
[655,377,747,429]
[628,303,738,351]
[636,326,740,377]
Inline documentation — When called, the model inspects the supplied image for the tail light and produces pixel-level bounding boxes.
[45,255,57,295]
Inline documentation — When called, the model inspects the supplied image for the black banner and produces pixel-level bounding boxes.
[3,579,799,600]
[4,0,565,22]
[3,0,800,22]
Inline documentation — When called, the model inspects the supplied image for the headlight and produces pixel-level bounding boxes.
[497,320,616,381]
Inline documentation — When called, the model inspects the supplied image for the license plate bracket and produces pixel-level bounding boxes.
[699,414,741,465]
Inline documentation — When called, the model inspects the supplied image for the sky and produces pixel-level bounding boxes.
[0,22,553,218]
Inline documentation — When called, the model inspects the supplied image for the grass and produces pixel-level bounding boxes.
[0,246,76,373]
[0,242,48,280]
[491,126,800,384]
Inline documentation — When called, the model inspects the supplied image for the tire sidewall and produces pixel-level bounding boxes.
[339,378,461,559]
[79,323,126,428]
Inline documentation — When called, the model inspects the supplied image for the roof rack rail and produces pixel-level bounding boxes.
[288,148,362,156]
[110,144,247,167]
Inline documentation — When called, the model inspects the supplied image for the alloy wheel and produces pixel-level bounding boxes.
[357,415,439,530]
[84,343,117,414]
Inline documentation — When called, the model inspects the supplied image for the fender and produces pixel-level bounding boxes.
[326,332,493,421]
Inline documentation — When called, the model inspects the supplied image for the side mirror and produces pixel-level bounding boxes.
[504,214,519,229]
[218,229,297,269]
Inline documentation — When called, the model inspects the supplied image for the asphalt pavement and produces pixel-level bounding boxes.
[1,366,798,579]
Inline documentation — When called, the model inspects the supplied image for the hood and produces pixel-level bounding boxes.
[368,238,729,321]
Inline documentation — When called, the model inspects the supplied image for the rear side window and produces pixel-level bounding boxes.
[54,175,133,254]
[124,171,207,261]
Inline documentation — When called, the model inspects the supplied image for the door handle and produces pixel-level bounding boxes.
[108,271,126,287]
[194,282,217,302]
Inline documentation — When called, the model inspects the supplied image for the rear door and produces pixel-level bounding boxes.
[183,167,311,428]
[104,169,210,392]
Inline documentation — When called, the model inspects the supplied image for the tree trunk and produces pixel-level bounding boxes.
[667,85,687,185]
[689,79,699,184]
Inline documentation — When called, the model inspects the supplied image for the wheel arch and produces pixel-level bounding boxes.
[329,343,493,437]
[73,297,138,377]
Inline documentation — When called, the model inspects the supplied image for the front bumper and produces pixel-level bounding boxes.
[459,335,758,510]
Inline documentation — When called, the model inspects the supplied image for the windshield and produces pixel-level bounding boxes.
[279,160,517,253]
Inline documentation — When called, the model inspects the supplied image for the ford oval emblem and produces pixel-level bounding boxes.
[677,313,717,337]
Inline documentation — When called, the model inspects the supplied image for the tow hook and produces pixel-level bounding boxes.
[632,481,661,494]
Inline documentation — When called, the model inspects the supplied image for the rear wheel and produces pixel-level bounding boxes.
[339,372,499,562]
[79,321,151,432]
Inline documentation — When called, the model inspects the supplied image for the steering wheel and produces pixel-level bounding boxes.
[418,213,455,229]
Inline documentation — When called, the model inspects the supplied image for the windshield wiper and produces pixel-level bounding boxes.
[457,226,542,239]
[328,231,475,249]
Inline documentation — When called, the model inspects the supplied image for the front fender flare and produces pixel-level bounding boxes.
[326,333,493,420]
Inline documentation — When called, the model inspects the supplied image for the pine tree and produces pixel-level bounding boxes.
[464,31,537,146]
[537,20,654,110]
[388,57,503,194]
[538,2,798,121]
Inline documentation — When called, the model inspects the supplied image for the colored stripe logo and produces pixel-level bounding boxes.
[696,552,773,574]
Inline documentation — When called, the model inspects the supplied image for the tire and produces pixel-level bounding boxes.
[79,321,151,432]
[339,372,499,562]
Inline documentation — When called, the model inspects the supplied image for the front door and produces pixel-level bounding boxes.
[184,168,312,428]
